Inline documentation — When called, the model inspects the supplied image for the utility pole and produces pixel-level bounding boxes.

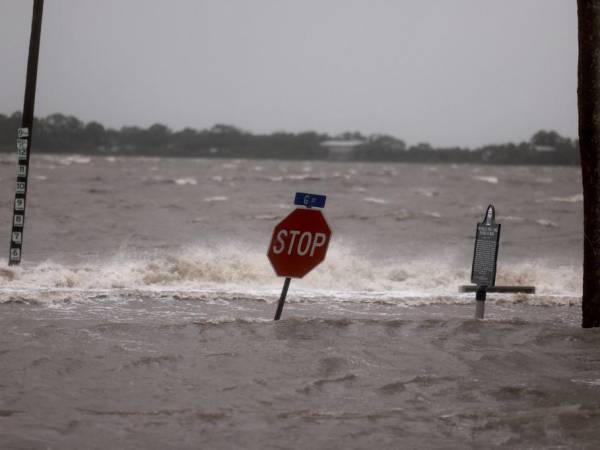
[8,0,44,266]
[578,0,600,327]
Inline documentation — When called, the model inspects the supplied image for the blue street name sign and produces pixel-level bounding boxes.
[294,192,327,209]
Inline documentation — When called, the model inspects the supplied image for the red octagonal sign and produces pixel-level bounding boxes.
[267,208,332,278]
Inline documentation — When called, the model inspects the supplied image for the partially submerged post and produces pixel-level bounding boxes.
[470,205,501,319]
[8,0,44,265]
[460,206,535,312]
[267,193,331,320]
[578,0,600,327]
[273,277,291,321]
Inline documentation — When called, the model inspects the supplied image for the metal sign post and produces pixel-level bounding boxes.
[8,0,44,265]
[470,205,501,319]
[269,193,331,321]
[273,277,291,321]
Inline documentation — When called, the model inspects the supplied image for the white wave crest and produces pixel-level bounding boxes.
[174,177,197,186]
[473,176,499,184]
[363,197,389,205]
[0,244,581,299]
[547,194,583,203]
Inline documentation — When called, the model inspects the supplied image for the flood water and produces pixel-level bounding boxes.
[1,155,599,449]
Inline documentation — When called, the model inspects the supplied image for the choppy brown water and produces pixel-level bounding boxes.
[1,155,599,449]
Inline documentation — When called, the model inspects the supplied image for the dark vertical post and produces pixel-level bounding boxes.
[274,277,291,321]
[8,0,44,265]
[475,286,487,319]
[578,0,600,327]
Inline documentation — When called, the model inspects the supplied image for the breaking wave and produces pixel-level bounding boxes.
[0,243,581,306]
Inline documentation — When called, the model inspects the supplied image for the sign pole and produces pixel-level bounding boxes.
[475,286,487,319]
[274,277,291,321]
[8,0,44,266]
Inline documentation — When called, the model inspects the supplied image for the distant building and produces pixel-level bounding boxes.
[319,139,365,159]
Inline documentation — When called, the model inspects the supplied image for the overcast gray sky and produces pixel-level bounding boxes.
[1,0,577,147]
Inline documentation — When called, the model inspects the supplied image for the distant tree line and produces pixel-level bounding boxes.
[0,112,579,165]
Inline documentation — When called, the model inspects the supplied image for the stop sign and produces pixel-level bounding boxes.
[267,208,332,278]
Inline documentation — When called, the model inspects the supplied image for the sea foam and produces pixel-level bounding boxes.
[0,243,581,305]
